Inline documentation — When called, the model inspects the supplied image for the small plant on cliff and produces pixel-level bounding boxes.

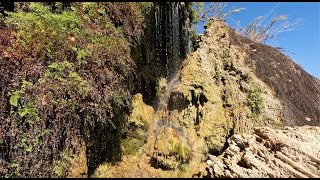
[191,2,245,23]
[246,84,264,116]
[53,151,73,177]
[214,66,226,85]
[191,29,200,50]
[156,77,168,100]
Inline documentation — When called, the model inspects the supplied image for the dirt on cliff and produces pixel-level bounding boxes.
[229,28,320,126]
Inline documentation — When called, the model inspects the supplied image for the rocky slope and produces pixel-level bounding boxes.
[93,19,319,178]
[204,126,320,178]
[57,12,320,179]
[1,3,319,178]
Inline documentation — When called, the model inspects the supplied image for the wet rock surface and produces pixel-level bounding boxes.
[151,126,192,170]
[92,18,319,178]
[204,126,320,178]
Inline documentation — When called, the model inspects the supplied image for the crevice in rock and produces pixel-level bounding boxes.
[149,156,174,171]
[237,158,250,169]
[209,127,235,156]
[167,91,189,112]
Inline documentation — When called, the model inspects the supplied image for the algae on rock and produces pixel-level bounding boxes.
[152,126,192,170]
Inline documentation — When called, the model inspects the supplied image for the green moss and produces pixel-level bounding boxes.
[42,61,91,97]
[170,141,192,162]
[5,161,21,178]
[240,72,251,82]
[154,127,192,170]
[191,29,200,50]
[18,102,39,124]
[214,66,226,84]
[2,2,141,177]
[9,80,33,107]
[34,129,50,146]
[121,138,145,155]
[266,117,284,129]
[121,93,154,155]
[177,50,232,152]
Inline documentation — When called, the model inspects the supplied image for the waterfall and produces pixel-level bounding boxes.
[141,2,193,155]
[154,2,191,79]
[151,2,191,135]
[131,2,191,105]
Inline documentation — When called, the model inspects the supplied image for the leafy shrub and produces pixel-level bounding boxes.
[103,2,147,44]
[191,29,200,50]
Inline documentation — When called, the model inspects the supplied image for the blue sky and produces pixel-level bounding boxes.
[195,2,320,79]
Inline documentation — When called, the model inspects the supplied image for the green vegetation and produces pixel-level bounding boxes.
[191,29,200,50]
[246,84,264,116]
[169,140,192,162]
[0,2,150,177]
[240,72,251,82]
[53,151,73,177]
[5,161,21,178]
[214,66,226,84]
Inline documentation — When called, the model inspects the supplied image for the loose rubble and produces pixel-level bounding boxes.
[204,126,320,178]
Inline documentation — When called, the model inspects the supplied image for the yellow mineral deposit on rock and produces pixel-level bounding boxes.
[129,93,155,128]
[122,93,155,155]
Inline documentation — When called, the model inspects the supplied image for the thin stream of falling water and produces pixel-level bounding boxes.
[152,72,180,141]
[151,72,192,149]
[146,2,193,157]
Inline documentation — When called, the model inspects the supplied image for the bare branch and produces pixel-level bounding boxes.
[241,15,302,44]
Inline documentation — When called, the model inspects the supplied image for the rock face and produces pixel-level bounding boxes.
[122,93,155,155]
[93,18,320,178]
[151,126,192,170]
[164,19,283,159]
[205,126,320,178]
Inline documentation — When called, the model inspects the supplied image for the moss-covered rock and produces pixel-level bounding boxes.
[152,127,192,170]
[170,50,233,153]
[122,93,155,155]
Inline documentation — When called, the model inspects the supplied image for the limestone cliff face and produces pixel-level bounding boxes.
[166,19,283,157]
[93,18,319,178]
